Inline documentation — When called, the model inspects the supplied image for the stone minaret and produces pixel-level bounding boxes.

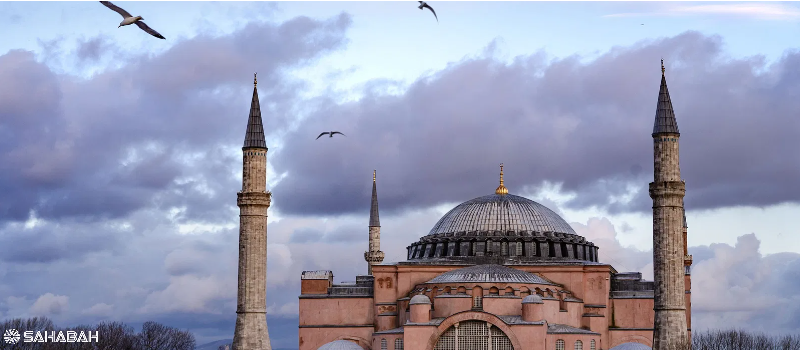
[649,60,689,350]
[364,170,385,275]
[232,74,272,350]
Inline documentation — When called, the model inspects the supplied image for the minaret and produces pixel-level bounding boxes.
[649,60,689,350]
[232,73,272,350]
[364,170,385,275]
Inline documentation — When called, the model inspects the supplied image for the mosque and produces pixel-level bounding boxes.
[291,62,693,350]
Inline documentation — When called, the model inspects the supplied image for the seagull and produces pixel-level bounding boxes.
[100,1,166,40]
[418,1,438,23]
[316,132,346,140]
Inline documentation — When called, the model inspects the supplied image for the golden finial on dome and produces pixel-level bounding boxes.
[661,59,665,75]
[254,72,258,86]
[495,163,508,195]
[373,170,376,182]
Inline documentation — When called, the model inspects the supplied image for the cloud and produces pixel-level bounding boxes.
[82,303,114,317]
[0,12,352,225]
[29,293,69,316]
[571,216,800,335]
[572,217,653,278]
[690,234,800,335]
[605,3,800,20]
[271,31,800,218]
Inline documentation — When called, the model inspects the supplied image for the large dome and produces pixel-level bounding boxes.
[428,194,577,236]
[405,188,599,265]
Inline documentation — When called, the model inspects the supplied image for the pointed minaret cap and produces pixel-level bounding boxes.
[495,164,509,195]
[653,59,680,136]
[369,170,380,227]
[243,73,267,150]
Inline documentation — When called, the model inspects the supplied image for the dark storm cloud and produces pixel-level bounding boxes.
[0,13,352,225]
[0,221,128,263]
[289,224,362,244]
[272,31,800,217]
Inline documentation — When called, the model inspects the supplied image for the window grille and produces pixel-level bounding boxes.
[381,339,387,350]
[434,321,512,350]
[473,294,483,309]
[501,242,508,255]
[574,340,583,350]
[516,242,523,256]
[556,340,565,350]
[590,340,596,350]
[395,339,403,350]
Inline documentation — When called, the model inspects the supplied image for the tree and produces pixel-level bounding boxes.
[0,317,56,350]
[94,321,139,350]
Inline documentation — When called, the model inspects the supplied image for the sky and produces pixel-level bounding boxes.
[0,0,799,348]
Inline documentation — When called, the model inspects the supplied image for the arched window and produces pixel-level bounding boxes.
[381,339,387,350]
[501,241,508,255]
[516,242,523,256]
[574,340,583,350]
[556,340,565,350]
[394,339,403,350]
[590,340,596,350]
[472,287,483,310]
[434,321,512,350]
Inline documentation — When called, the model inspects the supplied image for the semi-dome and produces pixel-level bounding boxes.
[318,340,363,350]
[409,294,432,305]
[426,264,555,285]
[405,168,600,265]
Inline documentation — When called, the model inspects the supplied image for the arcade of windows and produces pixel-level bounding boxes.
[555,339,596,350]
[433,321,513,350]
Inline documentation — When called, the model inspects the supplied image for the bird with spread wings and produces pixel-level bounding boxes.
[316,131,346,140]
[100,1,166,40]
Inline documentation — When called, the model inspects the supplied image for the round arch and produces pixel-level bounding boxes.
[424,311,523,350]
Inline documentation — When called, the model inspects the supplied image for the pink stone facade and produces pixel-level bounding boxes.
[298,264,692,350]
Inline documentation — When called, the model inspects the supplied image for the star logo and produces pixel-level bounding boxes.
[3,329,21,344]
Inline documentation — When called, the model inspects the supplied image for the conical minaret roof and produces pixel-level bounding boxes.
[653,59,680,136]
[369,170,380,227]
[243,73,267,149]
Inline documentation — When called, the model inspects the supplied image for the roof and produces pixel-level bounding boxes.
[425,264,556,285]
[301,271,332,280]
[370,171,380,227]
[522,294,544,304]
[547,323,599,335]
[427,194,577,236]
[652,67,680,136]
[317,340,363,350]
[410,295,432,305]
[243,81,267,149]
[609,343,652,350]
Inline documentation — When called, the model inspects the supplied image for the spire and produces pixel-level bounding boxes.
[495,163,508,195]
[653,59,680,136]
[243,73,267,149]
[369,170,380,227]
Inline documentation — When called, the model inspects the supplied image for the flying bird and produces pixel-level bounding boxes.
[100,1,166,40]
[418,1,438,23]
[316,132,346,140]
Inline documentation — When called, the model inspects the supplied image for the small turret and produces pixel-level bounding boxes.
[364,170,385,275]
